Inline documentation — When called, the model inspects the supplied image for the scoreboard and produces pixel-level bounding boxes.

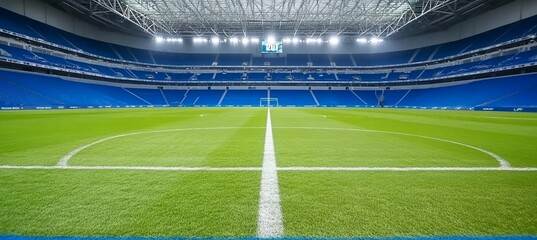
[262,41,283,53]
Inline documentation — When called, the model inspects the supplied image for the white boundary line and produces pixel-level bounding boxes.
[257,108,284,238]
[1,165,537,171]
[277,167,537,171]
[0,165,261,171]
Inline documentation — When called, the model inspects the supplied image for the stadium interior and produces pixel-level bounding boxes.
[1,1,537,239]
[0,0,536,111]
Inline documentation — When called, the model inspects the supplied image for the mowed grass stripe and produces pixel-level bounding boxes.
[312,108,537,167]
[279,171,537,237]
[271,108,537,167]
[68,127,265,167]
[0,170,260,237]
[68,109,266,167]
[0,108,213,166]
[0,108,266,166]
[273,128,501,167]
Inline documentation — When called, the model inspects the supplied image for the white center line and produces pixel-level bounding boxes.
[257,108,284,238]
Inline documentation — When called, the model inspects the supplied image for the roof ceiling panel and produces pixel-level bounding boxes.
[53,0,513,39]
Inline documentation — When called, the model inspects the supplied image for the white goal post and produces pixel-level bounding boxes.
[260,98,279,107]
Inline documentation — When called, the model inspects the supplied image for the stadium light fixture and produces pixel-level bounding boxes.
[370,37,384,44]
[193,37,207,43]
[282,38,291,43]
[292,37,300,44]
[211,36,220,44]
[166,38,182,43]
[161,37,183,43]
[230,37,239,43]
[251,37,260,43]
[305,37,322,44]
[242,37,249,44]
[329,36,340,45]
[356,38,367,44]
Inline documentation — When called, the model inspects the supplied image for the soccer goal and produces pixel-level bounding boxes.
[260,98,279,107]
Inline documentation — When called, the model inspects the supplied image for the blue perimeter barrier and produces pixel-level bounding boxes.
[2,105,537,112]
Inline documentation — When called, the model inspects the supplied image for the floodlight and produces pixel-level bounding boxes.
[356,37,367,43]
[230,37,239,43]
[242,37,249,44]
[329,36,340,45]
[292,37,299,44]
[155,36,164,43]
[370,37,384,44]
[283,38,291,43]
[193,37,206,43]
[211,36,220,44]
[251,37,260,43]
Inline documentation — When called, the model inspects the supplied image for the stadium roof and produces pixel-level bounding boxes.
[50,0,512,40]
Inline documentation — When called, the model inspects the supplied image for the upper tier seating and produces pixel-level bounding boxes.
[1,7,536,68]
[1,41,535,83]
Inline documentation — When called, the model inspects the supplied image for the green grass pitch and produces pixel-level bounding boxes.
[0,107,536,237]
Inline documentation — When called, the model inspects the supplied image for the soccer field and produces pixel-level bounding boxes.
[0,107,536,238]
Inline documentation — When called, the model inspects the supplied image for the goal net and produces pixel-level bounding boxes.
[260,98,279,107]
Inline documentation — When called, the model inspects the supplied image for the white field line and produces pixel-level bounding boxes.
[273,127,511,169]
[277,167,537,171]
[257,108,284,238]
[0,165,261,171]
[1,165,537,171]
[57,127,265,166]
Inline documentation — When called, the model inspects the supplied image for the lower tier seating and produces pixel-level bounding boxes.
[1,69,536,109]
